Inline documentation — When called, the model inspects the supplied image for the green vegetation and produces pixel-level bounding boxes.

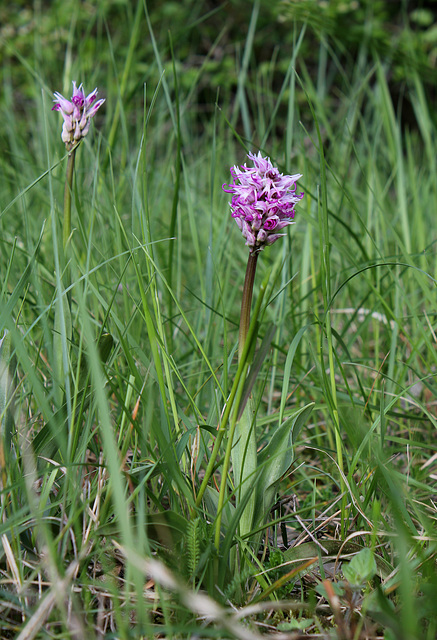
[1,1,436,638]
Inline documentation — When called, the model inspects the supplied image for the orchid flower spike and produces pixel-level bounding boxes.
[223,151,303,253]
[52,81,105,149]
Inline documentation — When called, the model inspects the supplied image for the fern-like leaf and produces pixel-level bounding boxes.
[186,517,202,581]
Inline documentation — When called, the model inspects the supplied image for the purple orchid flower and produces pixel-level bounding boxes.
[52,81,105,149]
[223,151,304,253]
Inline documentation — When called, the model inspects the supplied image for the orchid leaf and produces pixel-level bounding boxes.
[254,403,314,526]
[237,324,276,420]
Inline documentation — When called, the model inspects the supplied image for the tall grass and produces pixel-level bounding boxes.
[0,2,436,638]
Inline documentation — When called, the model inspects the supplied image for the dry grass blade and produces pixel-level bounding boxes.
[112,541,265,640]
[16,554,89,640]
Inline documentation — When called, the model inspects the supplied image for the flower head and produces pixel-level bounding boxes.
[222,151,303,253]
[52,81,105,149]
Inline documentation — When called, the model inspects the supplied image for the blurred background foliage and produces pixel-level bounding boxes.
[1,0,436,132]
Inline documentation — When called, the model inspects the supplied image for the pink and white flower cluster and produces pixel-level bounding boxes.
[52,81,105,149]
[223,152,303,253]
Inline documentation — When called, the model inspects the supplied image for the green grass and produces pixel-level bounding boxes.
[1,1,436,638]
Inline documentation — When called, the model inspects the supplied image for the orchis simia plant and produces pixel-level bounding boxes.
[194,152,313,557]
[52,81,105,249]
[219,152,304,543]
[51,82,104,408]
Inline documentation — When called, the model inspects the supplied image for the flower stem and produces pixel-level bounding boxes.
[193,266,268,515]
[239,252,258,362]
[213,252,261,551]
[214,359,250,550]
[63,149,76,251]
[193,351,248,511]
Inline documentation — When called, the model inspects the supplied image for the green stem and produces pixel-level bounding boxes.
[213,252,260,550]
[214,360,249,550]
[193,356,246,511]
[193,264,267,514]
[63,148,76,251]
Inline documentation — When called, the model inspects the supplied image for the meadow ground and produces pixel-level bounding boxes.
[0,1,436,638]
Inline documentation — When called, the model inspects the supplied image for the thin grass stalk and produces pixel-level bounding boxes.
[104,0,143,169]
[267,243,287,414]
[135,87,183,460]
[303,88,345,525]
[231,0,260,140]
[135,256,175,450]
[0,329,12,491]
[138,215,183,462]
[167,33,182,351]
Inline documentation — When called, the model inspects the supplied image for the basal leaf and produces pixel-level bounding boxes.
[343,547,377,585]
[254,403,314,527]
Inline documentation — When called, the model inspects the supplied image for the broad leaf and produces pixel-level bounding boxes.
[254,403,314,527]
[343,547,377,585]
